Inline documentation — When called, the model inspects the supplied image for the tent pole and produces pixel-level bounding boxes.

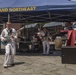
[47,11,52,21]
[26,21,29,38]
[8,14,10,22]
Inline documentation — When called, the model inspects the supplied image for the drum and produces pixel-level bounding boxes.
[54,36,62,49]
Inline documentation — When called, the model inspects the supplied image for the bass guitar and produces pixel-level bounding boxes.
[1,36,11,45]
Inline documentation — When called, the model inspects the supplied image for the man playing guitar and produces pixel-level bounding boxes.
[1,22,17,68]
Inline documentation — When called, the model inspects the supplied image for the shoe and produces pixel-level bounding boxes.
[11,63,15,66]
[4,65,8,68]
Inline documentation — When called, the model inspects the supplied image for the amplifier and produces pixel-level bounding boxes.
[62,46,76,64]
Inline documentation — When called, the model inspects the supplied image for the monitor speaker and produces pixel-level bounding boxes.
[62,46,76,64]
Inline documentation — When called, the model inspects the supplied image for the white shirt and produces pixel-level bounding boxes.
[1,28,17,44]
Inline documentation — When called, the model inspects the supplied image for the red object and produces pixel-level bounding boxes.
[60,30,76,46]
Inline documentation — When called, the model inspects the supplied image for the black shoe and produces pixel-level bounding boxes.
[4,66,8,68]
[11,64,15,66]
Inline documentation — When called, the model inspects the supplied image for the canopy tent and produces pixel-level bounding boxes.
[43,22,63,27]
[0,0,76,23]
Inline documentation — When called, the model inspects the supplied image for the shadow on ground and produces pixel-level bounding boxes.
[14,62,25,65]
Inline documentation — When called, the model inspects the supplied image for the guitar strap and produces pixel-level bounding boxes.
[7,28,12,36]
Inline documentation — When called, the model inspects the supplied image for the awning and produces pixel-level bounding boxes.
[43,22,63,27]
[25,23,38,28]
[17,23,38,31]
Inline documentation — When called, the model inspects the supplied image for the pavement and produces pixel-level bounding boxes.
[0,50,76,75]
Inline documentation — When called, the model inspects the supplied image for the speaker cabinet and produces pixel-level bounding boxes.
[62,46,76,64]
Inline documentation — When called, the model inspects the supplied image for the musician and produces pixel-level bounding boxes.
[40,28,50,55]
[1,22,17,68]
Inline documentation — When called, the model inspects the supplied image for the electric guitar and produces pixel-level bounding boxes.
[1,36,11,45]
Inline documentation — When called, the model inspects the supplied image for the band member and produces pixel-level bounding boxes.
[1,22,17,68]
[39,28,50,55]
[42,33,50,55]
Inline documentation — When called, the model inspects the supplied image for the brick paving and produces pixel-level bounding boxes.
[0,51,76,75]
